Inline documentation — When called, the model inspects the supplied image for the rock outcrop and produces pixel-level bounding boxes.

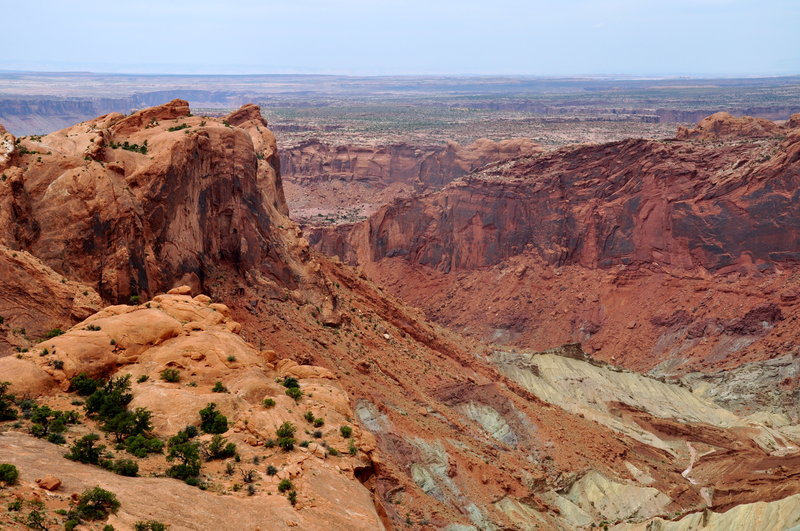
[282,138,541,226]
[309,115,800,373]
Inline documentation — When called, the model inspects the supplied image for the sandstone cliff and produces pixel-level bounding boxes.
[309,115,800,374]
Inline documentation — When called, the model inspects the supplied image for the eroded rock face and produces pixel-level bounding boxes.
[676,111,784,140]
[308,115,800,373]
[0,100,313,303]
[282,138,541,226]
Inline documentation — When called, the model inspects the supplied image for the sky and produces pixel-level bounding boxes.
[2,0,798,76]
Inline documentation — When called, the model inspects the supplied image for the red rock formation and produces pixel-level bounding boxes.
[3,106,799,529]
[282,138,541,226]
[310,115,800,371]
[676,111,784,140]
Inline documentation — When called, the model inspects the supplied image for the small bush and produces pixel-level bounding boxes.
[137,374,149,383]
[277,478,293,493]
[262,398,276,408]
[166,431,201,480]
[226,355,237,362]
[134,520,167,531]
[75,486,120,520]
[304,411,315,423]
[285,387,303,403]
[0,463,19,485]
[129,295,141,305]
[340,425,353,438]
[70,373,102,396]
[160,368,181,383]
[328,448,340,457]
[66,433,105,464]
[84,324,101,331]
[168,123,190,132]
[266,465,277,476]
[288,490,297,505]
[282,377,300,389]
[211,382,227,393]
[199,403,228,434]
[313,418,324,428]
[206,434,236,460]
[312,430,322,439]
[112,458,139,477]
[0,382,17,420]
[125,434,164,458]
[45,328,64,338]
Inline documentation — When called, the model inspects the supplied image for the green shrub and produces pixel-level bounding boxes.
[66,433,105,464]
[168,123,190,132]
[285,387,303,403]
[277,478,293,493]
[276,421,296,452]
[282,377,300,389]
[0,382,16,420]
[134,521,167,531]
[211,382,227,393]
[313,418,324,428]
[349,440,358,455]
[70,373,102,396]
[262,398,275,408]
[206,434,236,460]
[288,490,297,505]
[112,458,139,477]
[166,431,201,480]
[159,368,181,383]
[340,425,353,438]
[0,463,19,485]
[102,407,153,443]
[266,465,277,476]
[84,324,102,331]
[85,375,133,422]
[75,486,120,520]
[137,374,149,383]
[25,508,47,530]
[125,434,164,458]
[44,328,64,338]
[328,448,340,457]
[199,403,227,434]
[312,430,322,439]
[304,411,315,423]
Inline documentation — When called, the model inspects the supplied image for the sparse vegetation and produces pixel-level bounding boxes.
[70,372,102,396]
[277,478,293,493]
[205,434,236,460]
[160,368,181,383]
[276,421,296,451]
[168,123,190,132]
[134,521,167,531]
[199,403,228,434]
[0,382,18,420]
[0,463,19,485]
[262,398,276,408]
[44,328,64,338]
[211,381,228,393]
[340,425,353,438]
[124,433,164,458]
[74,486,120,520]
[66,433,105,464]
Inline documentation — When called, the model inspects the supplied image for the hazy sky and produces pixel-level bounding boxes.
[3,0,798,76]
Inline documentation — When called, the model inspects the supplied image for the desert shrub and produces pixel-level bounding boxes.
[70,373,102,396]
[262,398,275,408]
[266,465,277,476]
[340,425,353,438]
[198,403,227,434]
[211,382,227,393]
[205,434,236,460]
[166,431,201,480]
[0,382,16,420]
[84,324,101,331]
[288,490,297,505]
[75,486,120,520]
[66,433,105,464]
[313,418,324,428]
[112,458,139,477]
[167,123,190,132]
[44,328,64,338]
[282,377,299,389]
[349,440,358,455]
[328,448,340,457]
[285,387,303,402]
[124,434,164,458]
[312,430,322,439]
[137,374,149,383]
[134,521,167,531]
[226,355,236,362]
[25,508,47,530]
[159,368,180,383]
[103,407,153,443]
[85,375,133,422]
[276,421,296,451]
[277,478,293,493]
[304,411,315,423]
[0,463,19,485]
[29,405,73,439]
